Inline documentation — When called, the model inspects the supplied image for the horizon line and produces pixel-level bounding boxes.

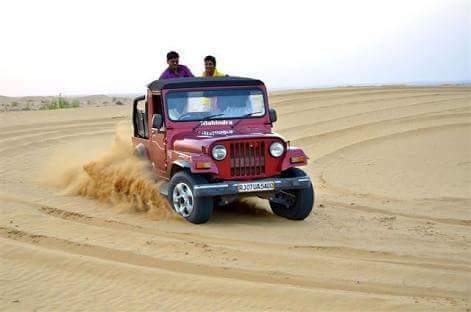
[2,80,470,98]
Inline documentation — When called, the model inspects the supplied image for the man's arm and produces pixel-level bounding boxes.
[183,65,194,78]
[159,69,169,80]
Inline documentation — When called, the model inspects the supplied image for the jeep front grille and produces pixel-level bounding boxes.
[229,141,266,177]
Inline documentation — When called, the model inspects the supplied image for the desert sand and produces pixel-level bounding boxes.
[0,86,470,311]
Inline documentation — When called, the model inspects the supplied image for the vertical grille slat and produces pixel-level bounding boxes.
[244,142,249,176]
[235,143,240,176]
[261,142,265,173]
[241,143,245,176]
[257,143,260,175]
[229,140,266,178]
[250,143,254,175]
[230,144,235,176]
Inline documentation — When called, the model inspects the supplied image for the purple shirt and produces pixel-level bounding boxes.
[159,65,194,79]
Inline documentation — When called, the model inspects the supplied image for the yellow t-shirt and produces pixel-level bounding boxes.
[202,69,224,77]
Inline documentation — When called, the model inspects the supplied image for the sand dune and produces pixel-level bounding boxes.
[0,86,470,311]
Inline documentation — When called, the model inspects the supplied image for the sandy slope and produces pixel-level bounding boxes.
[0,86,470,311]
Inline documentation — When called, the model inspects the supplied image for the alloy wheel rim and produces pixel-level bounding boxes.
[172,182,194,217]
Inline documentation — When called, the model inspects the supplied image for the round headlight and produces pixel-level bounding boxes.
[269,142,284,157]
[212,145,227,160]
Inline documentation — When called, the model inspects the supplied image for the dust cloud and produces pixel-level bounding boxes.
[40,122,271,221]
[41,123,173,219]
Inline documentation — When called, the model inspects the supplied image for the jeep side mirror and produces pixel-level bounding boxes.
[152,114,163,129]
[269,108,277,123]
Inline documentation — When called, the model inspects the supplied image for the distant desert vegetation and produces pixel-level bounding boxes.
[0,95,133,112]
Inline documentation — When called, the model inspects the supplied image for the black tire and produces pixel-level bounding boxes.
[134,144,148,159]
[168,171,214,224]
[269,168,314,220]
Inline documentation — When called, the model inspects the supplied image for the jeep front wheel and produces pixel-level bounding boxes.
[269,168,314,220]
[168,171,214,224]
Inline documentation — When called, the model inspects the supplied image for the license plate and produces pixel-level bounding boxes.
[237,181,275,193]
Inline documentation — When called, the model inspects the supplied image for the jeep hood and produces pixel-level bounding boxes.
[173,133,285,154]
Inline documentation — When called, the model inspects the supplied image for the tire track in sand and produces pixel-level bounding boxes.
[0,116,125,135]
[1,194,469,275]
[0,129,114,156]
[322,199,471,227]
[1,226,468,301]
[0,120,118,143]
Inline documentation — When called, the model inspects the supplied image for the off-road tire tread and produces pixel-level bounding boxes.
[270,168,314,220]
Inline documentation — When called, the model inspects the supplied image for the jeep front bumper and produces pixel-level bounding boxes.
[192,176,311,197]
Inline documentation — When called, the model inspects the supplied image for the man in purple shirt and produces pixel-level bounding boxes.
[159,51,194,79]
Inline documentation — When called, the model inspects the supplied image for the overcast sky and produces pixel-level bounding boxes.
[0,0,469,96]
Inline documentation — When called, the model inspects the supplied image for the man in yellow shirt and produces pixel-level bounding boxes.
[202,55,224,77]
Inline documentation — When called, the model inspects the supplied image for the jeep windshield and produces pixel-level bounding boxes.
[166,88,266,122]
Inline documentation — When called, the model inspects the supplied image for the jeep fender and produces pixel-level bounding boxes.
[170,155,219,176]
[281,147,308,171]
[170,160,191,177]
[173,160,191,169]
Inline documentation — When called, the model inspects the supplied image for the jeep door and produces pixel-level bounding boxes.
[148,93,167,179]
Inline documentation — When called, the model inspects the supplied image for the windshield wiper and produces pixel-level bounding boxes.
[232,112,262,128]
[192,113,225,131]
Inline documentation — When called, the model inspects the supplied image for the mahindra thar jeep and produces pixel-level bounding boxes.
[132,77,314,224]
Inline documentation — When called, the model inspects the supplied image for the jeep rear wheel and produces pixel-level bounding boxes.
[168,171,213,224]
[134,143,148,159]
[269,168,314,220]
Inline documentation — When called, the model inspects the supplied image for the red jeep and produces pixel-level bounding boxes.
[132,77,314,224]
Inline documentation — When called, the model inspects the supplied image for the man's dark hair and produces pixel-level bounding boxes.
[167,51,179,61]
[204,55,216,66]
